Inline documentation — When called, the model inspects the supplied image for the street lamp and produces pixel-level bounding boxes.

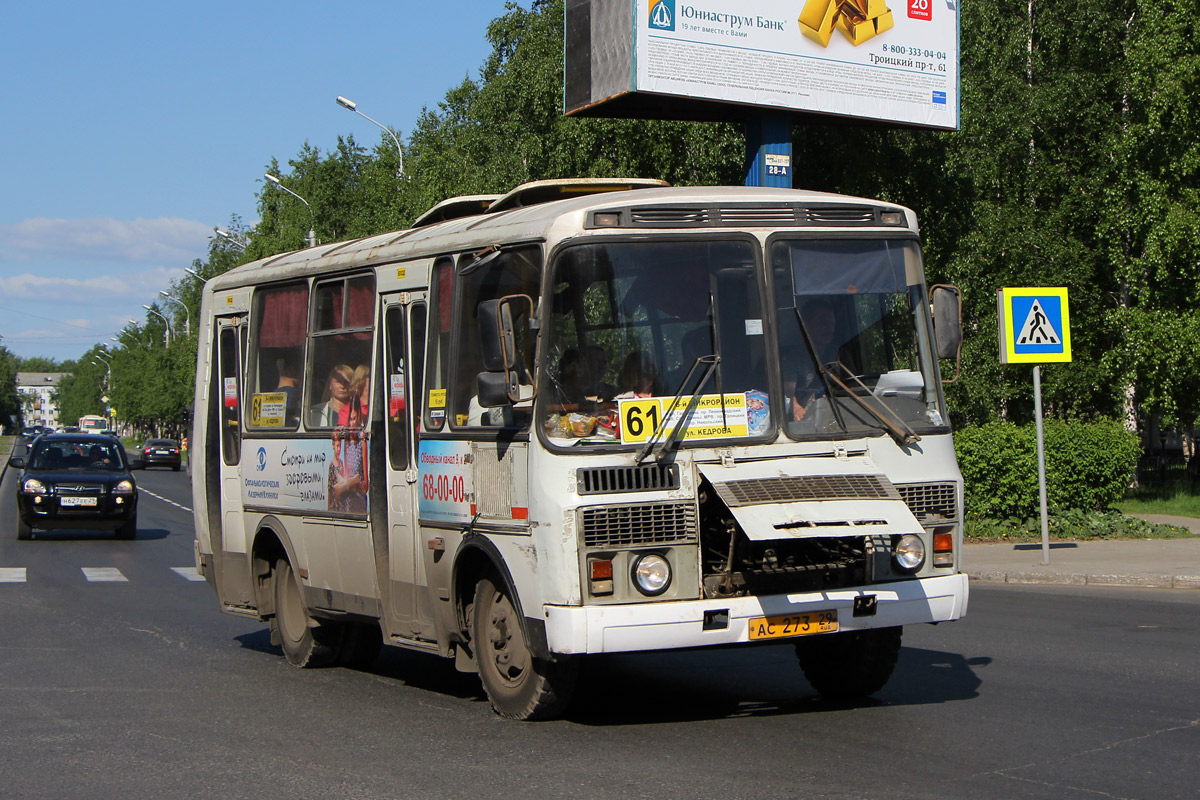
[214,227,247,252]
[143,305,172,346]
[336,95,405,178]
[159,291,191,337]
[264,173,316,248]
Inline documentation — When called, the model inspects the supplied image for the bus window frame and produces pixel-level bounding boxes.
[306,273,377,431]
[245,281,309,433]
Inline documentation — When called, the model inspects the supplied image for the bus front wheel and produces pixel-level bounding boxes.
[795,626,902,700]
[472,576,577,720]
[272,558,342,668]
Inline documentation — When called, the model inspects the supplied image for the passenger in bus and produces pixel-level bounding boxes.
[612,349,661,399]
[553,346,612,405]
[310,364,355,427]
[335,365,370,428]
[274,353,301,425]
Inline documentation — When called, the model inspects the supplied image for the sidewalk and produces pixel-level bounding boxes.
[966,536,1200,590]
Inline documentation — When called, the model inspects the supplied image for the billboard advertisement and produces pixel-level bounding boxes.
[566,0,959,130]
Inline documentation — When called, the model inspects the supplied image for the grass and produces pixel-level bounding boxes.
[965,508,1195,542]
[1114,485,1200,519]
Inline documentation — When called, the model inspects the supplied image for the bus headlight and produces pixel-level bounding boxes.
[893,535,925,571]
[631,553,671,596]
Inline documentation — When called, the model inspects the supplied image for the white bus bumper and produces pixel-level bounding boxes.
[544,573,969,655]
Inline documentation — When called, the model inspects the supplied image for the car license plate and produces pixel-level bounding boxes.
[60,496,98,507]
[155,450,169,455]
[747,610,838,641]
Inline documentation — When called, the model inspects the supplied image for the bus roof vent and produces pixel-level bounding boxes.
[487,177,669,214]
[411,194,502,228]
[577,463,681,495]
[611,203,883,228]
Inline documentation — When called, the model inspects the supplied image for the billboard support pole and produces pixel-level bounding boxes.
[744,113,792,188]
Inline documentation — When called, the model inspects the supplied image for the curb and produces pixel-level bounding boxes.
[970,571,1200,590]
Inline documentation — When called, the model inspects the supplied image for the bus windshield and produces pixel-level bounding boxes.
[772,238,947,440]
[540,238,772,447]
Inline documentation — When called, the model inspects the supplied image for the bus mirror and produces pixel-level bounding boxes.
[931,285,962,359]
[477,370,519,407]
[479,298,517,371]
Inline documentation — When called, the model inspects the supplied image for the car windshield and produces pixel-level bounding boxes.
[30,439,125,471]
[539,238,771,448]
[771,238,947,440]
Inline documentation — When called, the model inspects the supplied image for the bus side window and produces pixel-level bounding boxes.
[308,275,375,429]
[248,282,309,430]
[423,259,453,432]
[385,305,408,469]
[218,326,242,466]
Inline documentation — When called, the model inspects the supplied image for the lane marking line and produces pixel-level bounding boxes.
[170,567,205,582]
[0,567,27,583]
[82,567,128,582]
[138,486,192,514]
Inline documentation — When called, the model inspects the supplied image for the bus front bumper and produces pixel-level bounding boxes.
[543,573,968,655]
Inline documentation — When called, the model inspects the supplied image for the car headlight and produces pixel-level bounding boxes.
[894,534,925,571]
[631,553,671,596]
[114,480,135,494]
[21,478,46,495]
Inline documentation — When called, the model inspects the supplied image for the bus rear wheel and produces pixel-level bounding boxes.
[795,626,903,701]
[472,576,577,720]
[272,558,342,668]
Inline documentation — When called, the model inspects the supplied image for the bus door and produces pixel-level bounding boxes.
[210,314,253,606]
[379,293,433,640]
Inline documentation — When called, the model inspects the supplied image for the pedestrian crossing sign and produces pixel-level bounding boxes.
[998,287,1072,364]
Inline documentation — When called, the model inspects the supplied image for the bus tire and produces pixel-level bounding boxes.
[272,558,342,668]
[472,576,577,720]
[17,515,33,541]
[795,626,902,701]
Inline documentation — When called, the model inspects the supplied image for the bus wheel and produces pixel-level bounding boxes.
[272,558,342,668]
[472,577,577,720]
[795,626,902,701]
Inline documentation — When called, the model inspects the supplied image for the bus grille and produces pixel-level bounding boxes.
[712,474,900,507]
[580,503,698,548]
[577,464,680,495]
[896,482,959,522]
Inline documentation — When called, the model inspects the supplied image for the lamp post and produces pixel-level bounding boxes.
[142,306,172,346]
[336,95,405,178]
[214,227,247,252]
[159,291,191,337]
[264,173,316,248]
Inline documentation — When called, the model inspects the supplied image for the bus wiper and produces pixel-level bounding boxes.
[635,354,722,465]
[822,361,921,446]
[794,308,848,433]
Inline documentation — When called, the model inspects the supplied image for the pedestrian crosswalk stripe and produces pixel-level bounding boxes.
[0,567,27,583]
[171,567,205,582]
[82,567,128,582]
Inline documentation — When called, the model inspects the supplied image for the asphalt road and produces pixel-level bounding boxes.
[1,465,1198,799]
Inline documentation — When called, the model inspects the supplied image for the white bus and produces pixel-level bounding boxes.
[79,414,107,433]
[190,178,968,719]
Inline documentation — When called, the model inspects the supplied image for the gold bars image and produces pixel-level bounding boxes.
[798,0,894,47]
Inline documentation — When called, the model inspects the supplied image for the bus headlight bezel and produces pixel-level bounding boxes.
[893,534,926,571]
[631,553,672,596]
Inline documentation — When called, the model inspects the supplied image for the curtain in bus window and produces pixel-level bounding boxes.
[258,284,309,348]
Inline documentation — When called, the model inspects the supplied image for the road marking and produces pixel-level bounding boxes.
[171,567,205,582]
[0,567,27,583]
[138,486,192,513]
[82,567,128,582]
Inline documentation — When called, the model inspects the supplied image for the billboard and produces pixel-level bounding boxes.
[564,0,959,130]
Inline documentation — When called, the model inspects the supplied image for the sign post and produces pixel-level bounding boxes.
[998,287,1072,565]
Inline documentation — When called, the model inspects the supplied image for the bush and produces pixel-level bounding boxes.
[955,418,1140,520]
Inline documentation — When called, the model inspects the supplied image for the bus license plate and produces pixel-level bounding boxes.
[747,610,838,640]
[60,497,97,507]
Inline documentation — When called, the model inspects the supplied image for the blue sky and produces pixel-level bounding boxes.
[0,1,519,363]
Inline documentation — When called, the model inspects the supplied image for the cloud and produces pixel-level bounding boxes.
[0,265,186,300]
[0,217,211,263]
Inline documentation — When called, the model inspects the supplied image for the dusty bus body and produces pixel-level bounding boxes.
[191,180,967,719]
